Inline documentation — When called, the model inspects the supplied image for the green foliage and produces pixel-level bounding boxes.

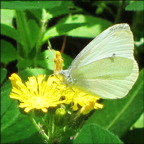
[74,124,123,143]
[0,68,7,84]
[133,113,144,128]
[36,50,73,71]
[1,0,143,144]
[58,14,112,38]
[125,1,144,11]
[1,1,61,10]
[1,24,19,41]
[43,23,87,41]
[1,9,15,27]
[1,40,17,64]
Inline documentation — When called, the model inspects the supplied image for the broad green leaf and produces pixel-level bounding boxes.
[1,1,61,10]
[1,24,19,41]
[36,50,56,71]
[58,14,112,38]
[126,1,144,11]
[43,23,86,42]
[74,124,122,143]
[1,80,37,143]
[36,50,73,71]
[1,40,17,64]
[0,68,7,84]
[86,68,144,137]
[1,9,15,27]
[45,1,82,20]
[16,59,33,69]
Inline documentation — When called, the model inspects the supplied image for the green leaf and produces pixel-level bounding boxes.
[86,68,144,137]
[30,1,82,21]
[28,47,37,60]
[45,1,82,20]
[1,1,61,10]
[0,68,7,84]
[132,113,144,129]
[16,11,32,55]
[16,59,32,69]
[36,50,56,71]
[28,19,40,49]
[43,23,86,42]
[1,9,15,27]
[1,80,37,143]
[125,1,144,11]
[58,14,112,38]
[36,50,73,71]
[1,40,17,64]
[74,124,123,143]
[1,24,19,41]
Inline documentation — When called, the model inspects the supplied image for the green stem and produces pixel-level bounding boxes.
[34,12,49,67]
[29,112,49,142]
[131,11,142,40]
[114,0,125,24]
[36,9,49,54]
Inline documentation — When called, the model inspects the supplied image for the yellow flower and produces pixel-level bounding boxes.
[68,89,103,114]
[9,74,67,113]
[9,73,103,113]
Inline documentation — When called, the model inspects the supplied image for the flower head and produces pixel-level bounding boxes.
[9,74,66,112]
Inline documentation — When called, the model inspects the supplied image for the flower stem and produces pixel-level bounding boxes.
[114,0,125,24]
[29,112,49,142]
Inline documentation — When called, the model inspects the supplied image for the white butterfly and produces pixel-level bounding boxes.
[59,23,139,99]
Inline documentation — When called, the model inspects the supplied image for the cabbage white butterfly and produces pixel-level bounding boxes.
[59,23,139,99]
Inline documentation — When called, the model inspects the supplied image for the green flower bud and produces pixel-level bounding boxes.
[55,108,66,116]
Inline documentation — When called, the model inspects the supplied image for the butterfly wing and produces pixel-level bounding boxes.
[60,23,138,99]
[68,23,136,72]
[71,57,138,99]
